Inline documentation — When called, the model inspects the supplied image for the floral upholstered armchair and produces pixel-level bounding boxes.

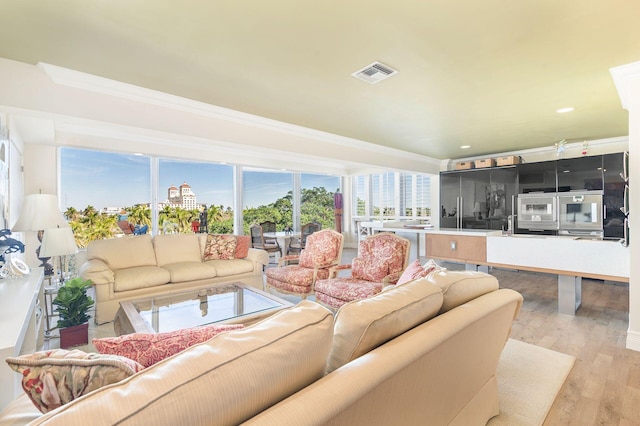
[265,229,344,299]
[314,232,411,310]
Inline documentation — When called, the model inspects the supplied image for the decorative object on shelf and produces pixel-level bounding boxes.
[581,140,589,156]
[12,193,69,276]
[40,226,78,285]
[52,277,95,349]
[554,139,566,157]
[0,228,25,275]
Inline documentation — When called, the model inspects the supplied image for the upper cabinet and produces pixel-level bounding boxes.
[556,156,603,192]
[440,167,516,231]
[516,161,557,193]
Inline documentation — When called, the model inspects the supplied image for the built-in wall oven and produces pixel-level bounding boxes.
[557,191,603,238]
[517,193,558,231]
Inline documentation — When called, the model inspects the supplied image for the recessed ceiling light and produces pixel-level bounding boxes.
[460,145,471,149]
[556,107,575,113]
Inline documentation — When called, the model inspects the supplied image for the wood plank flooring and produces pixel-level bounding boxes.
[458,264,640,426]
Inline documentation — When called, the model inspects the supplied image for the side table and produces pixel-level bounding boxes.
[43,284,59,338]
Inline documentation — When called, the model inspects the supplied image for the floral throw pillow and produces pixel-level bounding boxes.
[204,234,238,260]
[93,323,244,367]
[6,349,145,413]
[397,259,443,285]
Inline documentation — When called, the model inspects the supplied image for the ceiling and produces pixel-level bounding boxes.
[1,0,638,160]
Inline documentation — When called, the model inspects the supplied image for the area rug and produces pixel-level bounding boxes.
[488,339,575,426]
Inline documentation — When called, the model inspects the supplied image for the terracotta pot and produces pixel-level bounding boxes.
[59,323,89,349]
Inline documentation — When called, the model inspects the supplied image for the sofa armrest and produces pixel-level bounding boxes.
[246,248,269,267]
[78,259,114,285]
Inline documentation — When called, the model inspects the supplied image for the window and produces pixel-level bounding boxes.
[158,159,234,234]
[60,148,151,246]
[300,173,341,230]
[242,169,293,233]
[352,172,432,222]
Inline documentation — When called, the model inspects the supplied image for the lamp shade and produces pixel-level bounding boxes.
[40,227,78,257]
[12,194,68,232]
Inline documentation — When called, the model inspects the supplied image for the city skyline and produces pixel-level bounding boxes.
[61,148,340,212]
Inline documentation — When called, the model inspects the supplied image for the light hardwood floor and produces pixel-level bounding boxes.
[477,265,640,426]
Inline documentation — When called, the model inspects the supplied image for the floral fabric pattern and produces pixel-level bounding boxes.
[315,278,384,309]
[6,349,145,413]
[93,323,244,367]
[266,230,343,297]
[397,259,442,285]
[204,234,238,260]
[299,230,342,268]
[315,233,410,309]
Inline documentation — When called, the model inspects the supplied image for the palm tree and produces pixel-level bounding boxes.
[127,204,151,228]
[64,207,79,221]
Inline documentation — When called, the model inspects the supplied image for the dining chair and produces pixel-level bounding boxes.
[250,224,282,262]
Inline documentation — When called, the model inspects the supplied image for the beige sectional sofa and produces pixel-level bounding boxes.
[78,234,269,323]
[0,270,523,425]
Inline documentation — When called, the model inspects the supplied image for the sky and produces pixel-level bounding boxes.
[60,148,340,211]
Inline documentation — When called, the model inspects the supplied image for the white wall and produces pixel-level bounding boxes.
[611,60,639,352]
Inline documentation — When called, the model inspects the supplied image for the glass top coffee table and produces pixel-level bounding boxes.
[114,282,293,335]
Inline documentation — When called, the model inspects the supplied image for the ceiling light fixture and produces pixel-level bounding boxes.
[460,145,471,149]
[556,107,575,113]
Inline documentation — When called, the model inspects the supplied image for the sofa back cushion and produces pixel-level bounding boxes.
[425,270,499,313]
[31,301,334,426]
[88,234,157,270]
[326,278,443,373]
[154,234,202,266]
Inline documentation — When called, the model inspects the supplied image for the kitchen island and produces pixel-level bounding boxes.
[363,222,629,315]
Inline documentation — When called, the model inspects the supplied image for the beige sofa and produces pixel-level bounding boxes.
[0,270,522,425]
[78,233,269,323]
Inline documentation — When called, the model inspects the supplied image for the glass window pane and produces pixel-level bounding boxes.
[300,173,340,230]
[158,159,234,234]
[242,169,293,233]
[60,147,151,246]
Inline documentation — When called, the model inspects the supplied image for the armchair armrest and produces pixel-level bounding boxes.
[382,270,403,285]
[278,255,300,266]
[78,259,114,285]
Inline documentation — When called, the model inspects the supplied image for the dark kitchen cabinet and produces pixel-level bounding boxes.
[517,161,557,193]
[603,153,626,239]
[440,167,516,230]
[556,156,603,192]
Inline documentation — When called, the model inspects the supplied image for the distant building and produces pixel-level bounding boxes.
[167,182,198,210]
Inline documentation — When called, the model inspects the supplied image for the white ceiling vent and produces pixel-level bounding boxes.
[352,61,398,84]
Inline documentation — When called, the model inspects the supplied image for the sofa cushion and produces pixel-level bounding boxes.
[5,349,144,414]
[204,258,254,276]
[204,234,237,260]
[113,266,171,292]
[234,235,251,259]
[93,323,245,367]
[154,234,202,266]
[161,261,218,283]
[425,270,499,313]
[326,278,443,373]
[32,301,334,425]
[88,234,157,270]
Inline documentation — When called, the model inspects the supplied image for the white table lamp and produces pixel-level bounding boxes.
[40,226,78,283]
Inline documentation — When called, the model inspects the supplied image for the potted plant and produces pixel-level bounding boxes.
[52,277,95,349]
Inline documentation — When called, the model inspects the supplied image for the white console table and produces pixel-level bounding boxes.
[0,268,44,410]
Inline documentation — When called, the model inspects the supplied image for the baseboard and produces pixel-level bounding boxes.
[626,329,640,352]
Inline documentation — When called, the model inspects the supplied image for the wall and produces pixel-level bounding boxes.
[611,60,639,352]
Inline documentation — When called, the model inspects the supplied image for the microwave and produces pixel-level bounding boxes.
[558,192,603,235]
[517,193,558,230]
